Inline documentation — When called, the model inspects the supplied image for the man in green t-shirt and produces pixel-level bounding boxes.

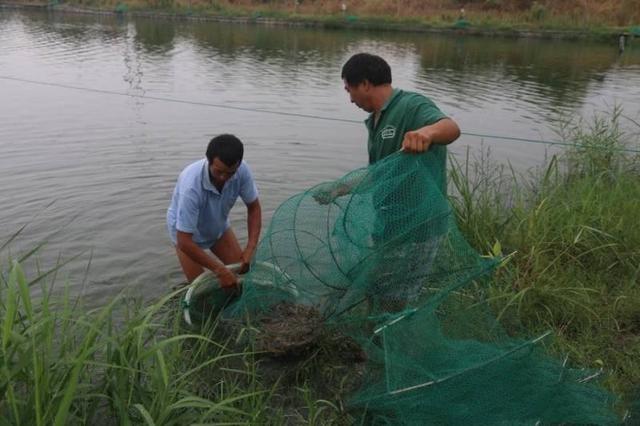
[315,52,460,198]
[344,52,459,183]
[315,52,461,311]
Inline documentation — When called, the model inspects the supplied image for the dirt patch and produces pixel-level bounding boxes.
[254,302,367,363]
[255,302,323,356]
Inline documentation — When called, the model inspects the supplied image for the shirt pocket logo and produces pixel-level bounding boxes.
[380,125,396,140]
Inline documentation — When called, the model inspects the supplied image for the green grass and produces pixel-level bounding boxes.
[0,250,344,424]
[449,108,640,409]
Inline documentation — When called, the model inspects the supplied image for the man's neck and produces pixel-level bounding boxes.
[372,85,394,127]
[209,171,224,192]
[372,85,394,115]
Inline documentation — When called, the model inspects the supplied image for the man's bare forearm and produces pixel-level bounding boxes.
[245,199,262,254]
[418,118,460,145]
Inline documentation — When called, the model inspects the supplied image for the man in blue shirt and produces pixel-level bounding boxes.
[167,134,261,291]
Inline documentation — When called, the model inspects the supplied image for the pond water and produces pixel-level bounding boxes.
[1,10,638,303]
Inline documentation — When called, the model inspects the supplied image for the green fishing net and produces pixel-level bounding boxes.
[188,152,618,424]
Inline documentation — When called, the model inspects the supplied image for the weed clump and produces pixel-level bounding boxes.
[449,108,640,411]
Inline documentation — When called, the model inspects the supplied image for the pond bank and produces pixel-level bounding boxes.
[1,2,635,42]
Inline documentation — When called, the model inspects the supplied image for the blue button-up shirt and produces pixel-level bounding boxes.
[166,158,258,248]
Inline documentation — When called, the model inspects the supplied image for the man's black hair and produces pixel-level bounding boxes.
[206,134,244,166]
[341,53,392,87]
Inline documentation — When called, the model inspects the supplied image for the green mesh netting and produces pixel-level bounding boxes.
[194,152,618,424]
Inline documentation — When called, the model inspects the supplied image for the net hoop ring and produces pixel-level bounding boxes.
[182,261,297,325]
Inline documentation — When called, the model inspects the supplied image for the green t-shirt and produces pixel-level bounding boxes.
[365,89,450,243]
[365,88,448,193]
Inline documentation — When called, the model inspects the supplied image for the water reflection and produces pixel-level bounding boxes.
[414,36,628,112]
[8,10,637,117]
[134,18,176,53]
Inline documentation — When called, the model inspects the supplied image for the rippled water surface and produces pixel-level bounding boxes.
[1,10,639,302]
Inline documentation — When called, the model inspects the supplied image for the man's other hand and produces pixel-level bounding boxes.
[216,266,239,292]
[238,248,254,274]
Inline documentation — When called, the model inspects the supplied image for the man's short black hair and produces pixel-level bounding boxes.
[206,134,244,166]
[341,53,392,87]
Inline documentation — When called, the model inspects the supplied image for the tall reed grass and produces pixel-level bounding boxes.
[0,248,345,424]
[449,108,640,408]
